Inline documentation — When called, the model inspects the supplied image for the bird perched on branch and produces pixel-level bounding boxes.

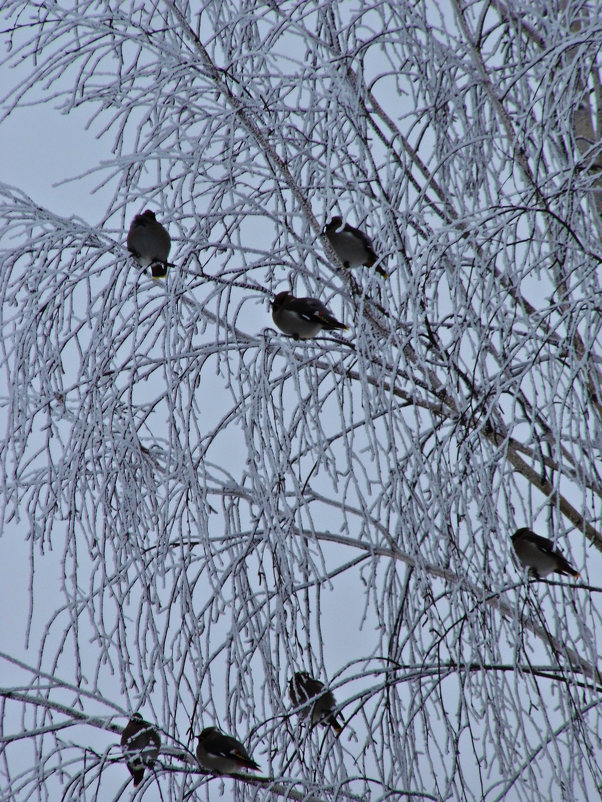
[511,527,580,580]
[323,216,388,278]
[196,726,260,774]
[289,671,344,734]
[271,290,348,340]
[127,210,172,278]
[120,713,161,787]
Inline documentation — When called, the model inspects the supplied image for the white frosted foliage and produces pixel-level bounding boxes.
[0,2,601,801]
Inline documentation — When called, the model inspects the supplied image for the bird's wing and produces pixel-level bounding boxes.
[344,223,373,247]
[291,298,328,320]
[528,533,556,552]
[302,676,326,697]
[220,736,258,768]
[206,734,244,759]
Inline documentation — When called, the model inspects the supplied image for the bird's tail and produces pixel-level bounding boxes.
[131,767,145,787]
[151,261,174,279]
[365,251,389,278]
[326,713,344,735]
[558,559,580,578]
[318,313,348,332]
[236,755,260,771]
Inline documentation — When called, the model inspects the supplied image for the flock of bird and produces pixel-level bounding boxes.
[120,671,343,785]
[122,210,374,786]
[126,209,386,339]
[119,521,579,786]
[122,212,582,786]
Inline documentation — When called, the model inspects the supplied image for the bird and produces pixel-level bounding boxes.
[120,713,161,787]
[289,671,343,734]
[195,726,260,774]
[511,527,580,580]
[271,291,348,340]
[323,216,388,278]
[126,210,172,278]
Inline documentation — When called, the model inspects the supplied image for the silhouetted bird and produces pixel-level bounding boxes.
[127,210,172,278]
[511,527,580,579]
[121,713,161,787]
[289,671,343,734]
[196,726,260,774]
[271,291,348,340]
[323,216,388,277]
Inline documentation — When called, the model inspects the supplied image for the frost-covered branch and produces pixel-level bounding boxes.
[1,2,601,801]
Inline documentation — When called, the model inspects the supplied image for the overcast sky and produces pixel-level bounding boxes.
[2,3,601,801]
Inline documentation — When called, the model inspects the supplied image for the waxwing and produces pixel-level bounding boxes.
[127,210,172,278]
[323,216,388,277]
[511,527,580,579]
[196,726,260,774]
[120,713,161,787]
[289,671,343,734]
[271,291,348,340]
